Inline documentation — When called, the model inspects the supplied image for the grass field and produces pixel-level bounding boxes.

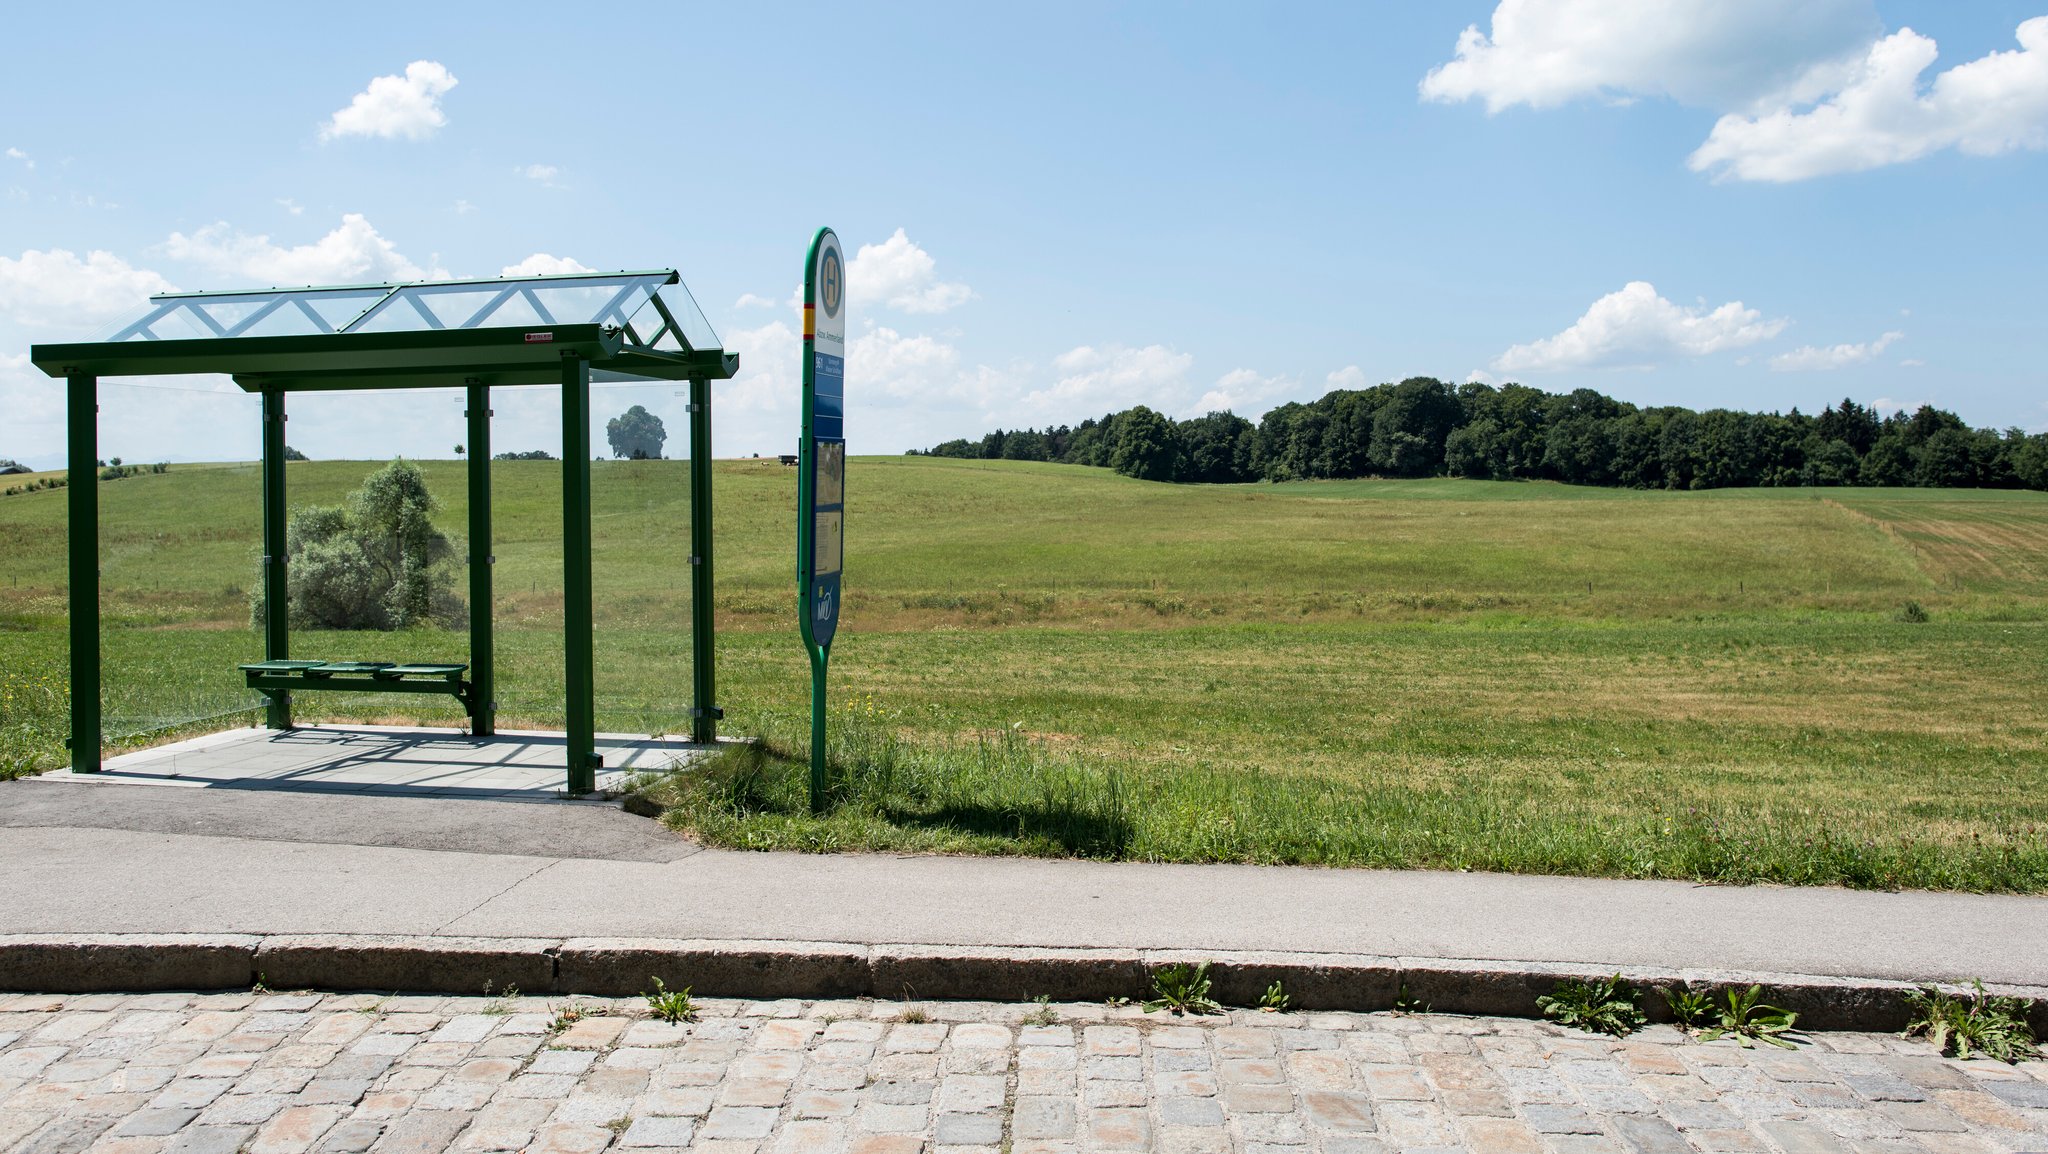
[3,456,2045,890]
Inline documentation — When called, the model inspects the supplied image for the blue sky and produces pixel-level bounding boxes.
[4,1,2046,467]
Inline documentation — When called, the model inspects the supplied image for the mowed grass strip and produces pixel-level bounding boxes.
[4,458,2048,890]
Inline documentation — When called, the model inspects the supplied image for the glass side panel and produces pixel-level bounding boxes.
[654,283,720,351]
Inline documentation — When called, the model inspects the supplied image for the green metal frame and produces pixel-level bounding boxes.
[33,269,737,795]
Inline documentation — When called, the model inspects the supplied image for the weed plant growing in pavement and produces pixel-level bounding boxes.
[1021,995,1059,1027]
[1258,980,1291,1013]
[1660,984,1714,1031]
[642,977,697,1024]
[1903,981,2042,1062]
[1394,981,1432,1015]
[1697,985,1801,1048]
[1538,974,1646,1037]
[1144,962,1223,1016]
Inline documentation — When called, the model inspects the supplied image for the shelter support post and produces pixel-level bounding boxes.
[260,388,291,729]
[561,353,597,793]
[466,382,495,737]
[66,373,100,773]
[689,377,718,745]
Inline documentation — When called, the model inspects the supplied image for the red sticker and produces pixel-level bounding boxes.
[524,332,554,343]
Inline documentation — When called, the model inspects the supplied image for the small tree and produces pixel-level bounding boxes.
[253,459,465,631]
[283,445,309,462]
[606,405,667,459]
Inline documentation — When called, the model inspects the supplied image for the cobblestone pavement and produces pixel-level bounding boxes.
[1,991,2044,1154]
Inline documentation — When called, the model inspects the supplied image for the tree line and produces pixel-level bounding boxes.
[913,378,2048,491]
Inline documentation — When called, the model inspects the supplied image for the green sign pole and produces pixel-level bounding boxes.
[799,228,847,814]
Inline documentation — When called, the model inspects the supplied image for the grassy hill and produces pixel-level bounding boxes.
[3,456,2046,890]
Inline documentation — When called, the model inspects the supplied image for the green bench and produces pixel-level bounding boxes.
[240,660,479,730]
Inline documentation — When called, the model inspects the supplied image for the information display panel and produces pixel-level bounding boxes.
[800,228,845,652]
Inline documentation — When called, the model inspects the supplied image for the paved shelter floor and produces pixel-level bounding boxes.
[35,724,713,800]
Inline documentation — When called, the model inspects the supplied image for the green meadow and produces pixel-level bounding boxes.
[3,455,2046,890]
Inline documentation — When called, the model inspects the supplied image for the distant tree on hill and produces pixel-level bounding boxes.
[607,405,667,459]
[494,449,556,461]
[1110,406,1181,482]
[283,445,309,461]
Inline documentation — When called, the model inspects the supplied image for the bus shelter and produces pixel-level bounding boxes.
[30,269,737,794]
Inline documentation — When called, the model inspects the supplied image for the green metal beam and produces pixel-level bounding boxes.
[562,353,597,794]
[66,374,100,774]
[227,351,738,394]
[466,382,496,737]
[689,378,718,745]
[33,325,621,381]
[260,388,291,729]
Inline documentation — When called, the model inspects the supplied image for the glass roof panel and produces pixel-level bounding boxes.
[234,301,328,338]
[301,291,392,331]
[82,270,724,349]
[479,290,548,329]
[621,283,719,352]
[348,293,439,333]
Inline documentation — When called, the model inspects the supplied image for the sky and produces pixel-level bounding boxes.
[3,0,2047,467]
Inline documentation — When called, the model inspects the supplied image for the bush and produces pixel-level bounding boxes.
[252,459,466,630]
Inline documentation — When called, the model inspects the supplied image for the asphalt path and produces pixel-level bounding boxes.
[5,777,2046,987]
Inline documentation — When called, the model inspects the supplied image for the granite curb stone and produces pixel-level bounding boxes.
[3,934,2045,1034]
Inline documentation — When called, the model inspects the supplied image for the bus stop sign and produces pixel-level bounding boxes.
[799,227,844,813]
[800,228,845,650]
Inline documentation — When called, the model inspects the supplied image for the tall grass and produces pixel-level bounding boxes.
[633,700,2048,892]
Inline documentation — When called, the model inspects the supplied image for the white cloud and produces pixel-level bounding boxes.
[1768,330,1903,371]
[847,228,973,314]
[1420,0,1876,112]
[1494,281,1787,373]
[162,214,443,285]
[516,164,563,187]
[1325,366,1371,390]
[453,199,476,215]
[1690,19,2048,182]
[733,292,780,310]
[1192,368,1294,417]
[499,253,593,277]
[275,197,304,216]
[5,147,31,168]
[1899,358,1925,368]
[1872,396,1925,415]
[0,248,175,333]
[1019,344,1194,416]
[1465,369,1497,385]
[321,61,458,141]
